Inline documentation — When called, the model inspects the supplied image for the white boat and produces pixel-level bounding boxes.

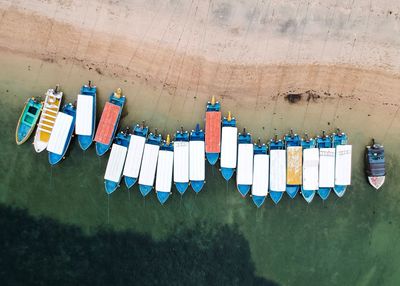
[173,130,189,195]
[220,112,237,181]
[236,131,253,197]
[251,142,269,207]
[334,145,352,197]
[189,124,205,193]
[318,148,335,198]
[302,148,319,203]
[269,149,286,204]
[155,135,174,204]
[138,133,161,197]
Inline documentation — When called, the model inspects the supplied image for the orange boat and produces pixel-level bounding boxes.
[205,96,221,165]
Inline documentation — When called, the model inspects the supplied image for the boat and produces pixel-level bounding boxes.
[365,139,385,190]
[284,130,302,199]
[220,112,237,181]
[236,129,253,197]
[75,81,97,150]
[333,129,352,197]
[16,97,43,145]
[122,122,148,189]
[269,135,286,204]
[251,139,269,207]
[138,130,162,197]
[205,96,221,165]
[47,103,76,165]
[155,135,174,204]
[173,127,189,195]
[94,88,125,156]
[301,134,318,203]
[33,86,63,153]
[104,128,130,194]
[189,124,206,193]
[317,131,335,200]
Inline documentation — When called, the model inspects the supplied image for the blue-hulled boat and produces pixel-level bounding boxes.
[251,140,269,207]
[332,129,349,197]
[156,135,174,204]
[317,131,333,200]
[220,112,237,181]
[269,135,285,204]
[174,128,190,195]
[76,81,97,150]
[16,97,42,145]
[190,124,206,193]
[301,134,317,203]
[284,130,302,199]
[237,130,252,196]
[205,96,221,165]
[365,139,386,190]
[48,103,76,165]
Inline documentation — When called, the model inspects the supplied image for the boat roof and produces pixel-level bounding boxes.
[237,143,253,185]
[174,141,189,183]
[155,150,174,193]
[287,146,302,185]
[123,134,146,179]
[319,148,335,188]
[138,143,159,186]
[47,112,73,155]
[75,94,94,136]
[205,111,221,153]
[104,144,127,183]
[94,102,120,145]
[303,148,319,190]
[269,149,286,192]
[189,140,205,181]
[252,154,269,196]
[220,126,238,168]
[335,145,352,185]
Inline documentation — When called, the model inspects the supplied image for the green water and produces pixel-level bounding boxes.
[1,61,400,285]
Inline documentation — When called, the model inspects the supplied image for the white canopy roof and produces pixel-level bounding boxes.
[123,135,146,179]
[252,154,269,196]
[138,143,159,186]
[335,145,352,185]
[319,148,335,188]
[303,148,319,190]
[269,149,286,192]
[174,141,189,183]
[189,141,205,181]
[75,94,93,136]
[236,143,253,185]
[47,112,73,155]
[220,127,237,168]
[104,144,128,183]
[156,150,174,193]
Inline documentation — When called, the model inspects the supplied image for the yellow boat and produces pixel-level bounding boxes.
[33,86,63,153]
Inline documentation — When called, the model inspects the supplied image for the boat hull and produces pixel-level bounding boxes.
[333,185,347,197]
[206,152,219,165]
[78,135,93,151]
[318,187,331,200]
[221,167,234,181]
[96,142,110,156]
[139,184,152,197]
[105,180,118,195]
[175,182,189,195]
[286,185,299,199]
[156,192,170,205]
[270,191,283,204]
[124,176,137,189]
[237,184,251,197]
[301,188,316,203]
[252,195,266,208]
[191,180,205,193]
[368,176,385,190]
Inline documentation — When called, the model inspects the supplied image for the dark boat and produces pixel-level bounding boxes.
[365,139,385,190]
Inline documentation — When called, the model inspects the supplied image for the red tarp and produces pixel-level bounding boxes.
[94,102,120,145]
[205,111,221,153]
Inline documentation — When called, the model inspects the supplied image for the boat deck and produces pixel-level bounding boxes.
[47,112,73,155]
[76,94,93,136]
[205,111,221,153]
[94,102,120,145]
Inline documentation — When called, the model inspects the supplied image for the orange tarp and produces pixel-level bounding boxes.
[94,102,120,145]
[287,146,302,185]
[205,111,221,153]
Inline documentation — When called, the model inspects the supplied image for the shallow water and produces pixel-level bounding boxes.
[1,53,400,285]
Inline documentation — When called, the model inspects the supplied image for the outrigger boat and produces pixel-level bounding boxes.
[173,127,189,195]
[236,129,253,197]
[189,124,205,193]
[317,131,335,200]
[269,135,286,204]
[138,130,162,197]
[16,97,43,145]
[220,112,237,181]
[301,134,318,203]
[47,103,76,165]
[285,130,302,199]
[104,128,130,194]
[251,139,269,208]
[94,88,125,156]
[33,86,63,153]
[365,139,385,190]
[75,81,97,150]
[156,135,174,204]
[333,129,352,197]
[122,122,148,189]
[205,96,221,165]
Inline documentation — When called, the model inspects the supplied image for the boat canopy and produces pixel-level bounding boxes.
[303,148,319,190]
[319,148,335,188]
[174,141,189,183]
[94,102,120,145]
[237,143,253,185]
[269,149,286,192]
[252,154,269,196]
[123,135,146,179]
[47,112,73,155]
[205,111,221,153]
[104,144,128,183]
[138,143,159,187]
[189,140,205,181]
[287,146,302,185]
[335,145,352,185]
[75,94,93,136]
[220,126,238,168]
[155,150,174,193]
